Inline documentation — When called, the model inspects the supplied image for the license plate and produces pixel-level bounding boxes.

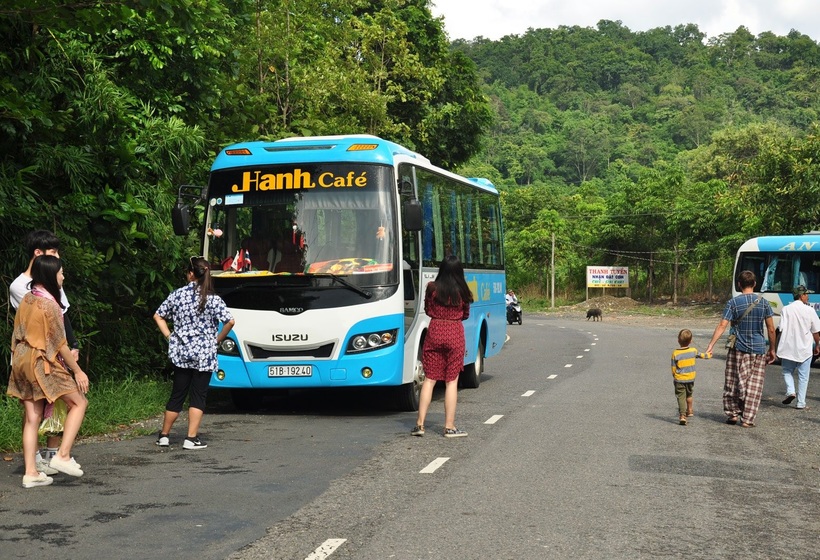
[268,365,313,377]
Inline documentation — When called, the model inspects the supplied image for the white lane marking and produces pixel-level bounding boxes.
[485,414,504,424]
[564,363,572,368]
[576,355,583,359]
[522,390,535,396]
[420,457,450,473]
[547,374,558,379]
[305,538,347,560]
[591,343,597,346]
[584,348,590,352]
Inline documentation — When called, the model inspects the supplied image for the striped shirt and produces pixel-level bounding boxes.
[671,346,709,382]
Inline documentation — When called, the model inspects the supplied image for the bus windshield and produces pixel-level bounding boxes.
[738,251,820,294]
[202,163,398,285]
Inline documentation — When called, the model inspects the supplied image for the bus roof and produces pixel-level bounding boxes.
[739,234,820,252]
[212,134,498,195]
[213,135,427,169]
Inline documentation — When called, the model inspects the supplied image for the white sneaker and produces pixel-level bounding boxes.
[183,437,207,450]
[36,457,59,475]
[49,456,84,477]
[156,434,170,447]
[23,472,54,488]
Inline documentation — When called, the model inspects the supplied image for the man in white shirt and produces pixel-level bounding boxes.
[776,285,820,410]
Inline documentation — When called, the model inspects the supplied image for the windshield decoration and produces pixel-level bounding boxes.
[307,258,393,274]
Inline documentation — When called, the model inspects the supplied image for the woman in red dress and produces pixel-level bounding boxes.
[412,255,473,438]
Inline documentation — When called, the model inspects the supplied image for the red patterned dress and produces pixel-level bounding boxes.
[422,286,471,382]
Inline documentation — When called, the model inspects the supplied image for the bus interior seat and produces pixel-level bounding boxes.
[273,235,304,273]
[243,236,272,271]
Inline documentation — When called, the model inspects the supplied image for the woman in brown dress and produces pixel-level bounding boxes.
[8,255,89,488]
[412,255,473,438]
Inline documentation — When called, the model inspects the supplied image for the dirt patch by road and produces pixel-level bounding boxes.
[536,295,723,330]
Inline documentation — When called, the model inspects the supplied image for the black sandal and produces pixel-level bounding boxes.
[726,417,738,425]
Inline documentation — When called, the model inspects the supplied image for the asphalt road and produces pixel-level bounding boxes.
[2,315,819,559]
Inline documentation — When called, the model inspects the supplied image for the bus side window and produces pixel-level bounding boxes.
[799,268,820,293]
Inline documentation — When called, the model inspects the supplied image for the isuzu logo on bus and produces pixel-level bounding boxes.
[232,169,368,192]
[272,333,309,342]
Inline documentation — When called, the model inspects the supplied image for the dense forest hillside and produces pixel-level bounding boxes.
[2,3,820,379]
[450,21,820,300]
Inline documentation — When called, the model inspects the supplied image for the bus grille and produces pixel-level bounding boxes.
[247,342,335,360]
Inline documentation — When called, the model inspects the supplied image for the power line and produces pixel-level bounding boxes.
[564,241,725,265]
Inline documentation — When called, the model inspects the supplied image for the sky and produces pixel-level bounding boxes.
[429,0,820,42]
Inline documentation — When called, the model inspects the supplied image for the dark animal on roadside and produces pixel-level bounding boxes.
[586,308,602,321]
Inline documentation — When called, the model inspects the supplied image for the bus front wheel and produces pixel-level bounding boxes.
[395,358,423,411]
[460,338,484,389]
[395,359,424,412]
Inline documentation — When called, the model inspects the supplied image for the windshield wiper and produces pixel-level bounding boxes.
[311,273,372,299]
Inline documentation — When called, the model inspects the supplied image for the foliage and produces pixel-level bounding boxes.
[0,374,170,453]
[454,22,820,300]
[0,1,488,379]
[4,4,820,383]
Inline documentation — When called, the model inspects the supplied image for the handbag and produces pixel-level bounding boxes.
[725,296,761,350]
[39,399,67,436]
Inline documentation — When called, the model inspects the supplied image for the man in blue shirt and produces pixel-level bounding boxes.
[706,270,776,428]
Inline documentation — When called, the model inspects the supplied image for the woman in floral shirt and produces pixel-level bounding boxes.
[153,257,235,449]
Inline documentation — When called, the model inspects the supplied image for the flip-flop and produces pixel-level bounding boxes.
[741,422,755,428]
[783,395,796,405]
[726,417,738,425]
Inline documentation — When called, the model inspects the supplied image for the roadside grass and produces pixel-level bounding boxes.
[612,303,725,319]
[1,374,170,453]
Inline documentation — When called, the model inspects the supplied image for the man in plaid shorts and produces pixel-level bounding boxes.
[706,270,776,427]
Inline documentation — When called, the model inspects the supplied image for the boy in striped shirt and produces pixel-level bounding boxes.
[671,329,711,425]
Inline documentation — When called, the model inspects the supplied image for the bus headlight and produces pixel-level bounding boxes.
[347,329,398,354]
[218,338,239,356]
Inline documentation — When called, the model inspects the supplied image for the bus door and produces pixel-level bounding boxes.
[400,169,421,332]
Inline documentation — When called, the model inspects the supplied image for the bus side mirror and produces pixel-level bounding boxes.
[172,204,190,236]
[171,184,205,236]
[403,199,422,232]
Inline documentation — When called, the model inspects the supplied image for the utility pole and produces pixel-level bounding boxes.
[551,232,555,308]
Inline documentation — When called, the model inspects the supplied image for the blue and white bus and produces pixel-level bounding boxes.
[733,234,820,328]
[172,134,507,411]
